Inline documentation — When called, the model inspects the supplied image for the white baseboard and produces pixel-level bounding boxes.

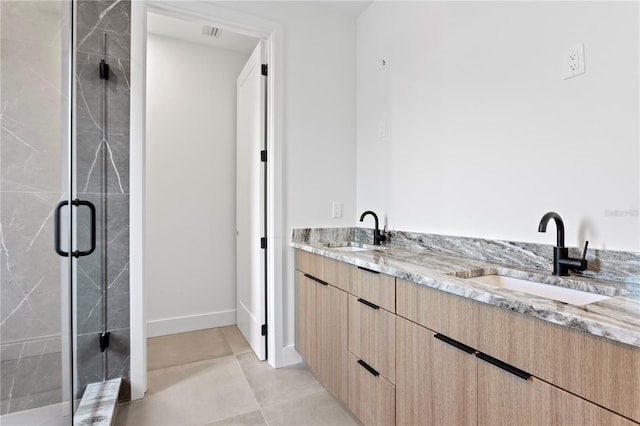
[146,310,237,337]
[280,344,302,367]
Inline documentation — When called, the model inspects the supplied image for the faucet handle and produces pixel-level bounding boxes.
[570,240,589,272]
[581,240,589,261]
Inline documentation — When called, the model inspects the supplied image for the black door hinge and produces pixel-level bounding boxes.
[261,237,267,249]
[260,150,267,162]
[100,59,110,80]
[261,64,268,76]
[261,324,268,336]
[99,331,110,352]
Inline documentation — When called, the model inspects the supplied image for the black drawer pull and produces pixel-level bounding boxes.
[477,352,532,380]
[303,273,329,286]
[357,298,380,310]
[357,359,380,377]
[434,334,476,355]
[357,266,379,274]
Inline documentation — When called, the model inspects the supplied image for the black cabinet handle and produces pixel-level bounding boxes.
[303,273,328,286]
[477,352,532,380]
[357,359,379,377]
[54,199,96,258]
[357,266,379,274]
[434,333,477,355]
[357,298,379,310]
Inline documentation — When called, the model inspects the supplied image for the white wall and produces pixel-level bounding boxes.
[357,1,639,252]
[145,34,251,336]
[216,2,358,353]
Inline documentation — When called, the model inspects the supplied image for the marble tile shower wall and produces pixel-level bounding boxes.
[75,0,131,398]
[1,1,66,414]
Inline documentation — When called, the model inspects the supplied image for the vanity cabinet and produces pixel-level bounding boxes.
[477,360,637,426]
[294,267,348,401]
[396,317,477,426]
[476,302,640,423]
[295,270,317,370]
[347,265,395,312]
[396,277,640,425]
[296,250,395,425]
[347,279,397,426]
[348,294,395,383]
[347,351,396,426]
[296,251,639,426]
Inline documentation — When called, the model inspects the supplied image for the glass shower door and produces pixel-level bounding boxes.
[0,1,74,423]
[1,1,129,421]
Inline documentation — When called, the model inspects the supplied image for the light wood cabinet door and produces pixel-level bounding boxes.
[295,271,316,371]
[476,301,640,423]
[348,295,395,383]
[396,317,478,426]
[347,352,396,426]
[316,283,348,401]
[478,360,638,426]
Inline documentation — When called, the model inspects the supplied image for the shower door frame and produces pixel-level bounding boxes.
[129,1,284,400]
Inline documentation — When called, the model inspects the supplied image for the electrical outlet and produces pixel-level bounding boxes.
[332,202,342,218]
[564,43,585,80]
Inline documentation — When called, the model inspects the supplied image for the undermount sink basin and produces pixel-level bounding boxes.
[324,241,389,252]
[466,274,611,306]
[332,245,370,252]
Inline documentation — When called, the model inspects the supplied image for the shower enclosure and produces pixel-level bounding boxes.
[1,1,130,423]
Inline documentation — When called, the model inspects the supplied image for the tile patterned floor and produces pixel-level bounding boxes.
[116,326,361,426]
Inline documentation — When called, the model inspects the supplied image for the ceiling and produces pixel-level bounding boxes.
[311,1,373,17]
[147,12,259,55]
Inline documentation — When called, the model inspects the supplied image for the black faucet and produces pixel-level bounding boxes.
[359,210,386,246]
[537,211,588,276]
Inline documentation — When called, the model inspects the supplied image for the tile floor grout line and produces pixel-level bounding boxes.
[229,349,270,426]
[123,326,357,426]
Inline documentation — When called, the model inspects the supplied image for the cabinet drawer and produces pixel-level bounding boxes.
[295,250,349,291]
[348,295,395,383]
[348,265,395,312]
[476,302,640,423]
[396,278,479,348]
[347,351,396,426]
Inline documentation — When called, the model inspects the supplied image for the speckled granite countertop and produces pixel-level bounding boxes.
[292,237,640,349]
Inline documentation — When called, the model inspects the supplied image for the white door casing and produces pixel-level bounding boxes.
[132,2,285,399]
[236,40,267,361]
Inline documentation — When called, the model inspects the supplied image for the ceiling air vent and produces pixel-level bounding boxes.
[201,25,221,38]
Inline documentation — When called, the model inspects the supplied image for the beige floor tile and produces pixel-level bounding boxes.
[116,356,258,426]
[236,353,325,408]
[221,326,252,355]
[147,328,233,371]
[261,390,361,426]
[206,409,266,426]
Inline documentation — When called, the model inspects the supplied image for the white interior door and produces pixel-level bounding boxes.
[236,41,267,360]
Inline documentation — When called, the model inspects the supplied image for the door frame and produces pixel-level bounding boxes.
[130,1,284,400]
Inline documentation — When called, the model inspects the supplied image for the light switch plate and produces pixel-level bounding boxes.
[332,202,343,218]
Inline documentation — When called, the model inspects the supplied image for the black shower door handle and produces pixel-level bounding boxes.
[54,200,69,257]
[54,199,97,258]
